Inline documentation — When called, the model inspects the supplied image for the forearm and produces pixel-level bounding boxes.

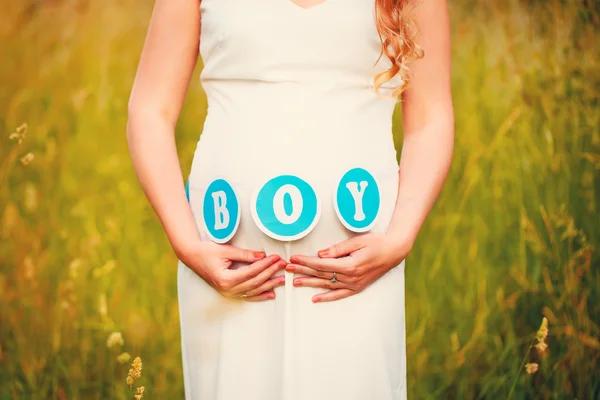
[126,111,200,257]
[387,112,454,250]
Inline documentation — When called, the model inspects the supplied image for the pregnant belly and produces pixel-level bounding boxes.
[186,117,400,248]
[190,112,399,190]
[186,160,399,258]
[191,79,399,188]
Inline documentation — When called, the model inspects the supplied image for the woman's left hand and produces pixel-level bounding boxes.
[286,233,411,303]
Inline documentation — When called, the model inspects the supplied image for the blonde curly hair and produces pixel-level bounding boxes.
[374,0,425,98]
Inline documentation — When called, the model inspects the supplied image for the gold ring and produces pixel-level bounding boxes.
[330,271,337,283]
[241,293,248,298]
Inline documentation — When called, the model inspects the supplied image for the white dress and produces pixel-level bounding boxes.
[177,0,407,399]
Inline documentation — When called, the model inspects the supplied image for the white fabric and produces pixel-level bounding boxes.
[178,0,407,398]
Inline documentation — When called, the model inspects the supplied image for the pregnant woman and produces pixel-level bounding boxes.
[127,0,453,398]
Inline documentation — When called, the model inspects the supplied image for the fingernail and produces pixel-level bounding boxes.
[272,255,281,262]
[318,249,329,257]
[285,265,295,272]
[313,296,321,303]
[255,251,266,258]
[293,279,303,286]
[290,255,299,263]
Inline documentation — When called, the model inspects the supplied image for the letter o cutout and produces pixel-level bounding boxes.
[252,175,320,241]
[202,178,241,244]
[333,168,381,233]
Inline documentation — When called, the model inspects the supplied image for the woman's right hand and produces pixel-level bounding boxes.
[177,240,286,302]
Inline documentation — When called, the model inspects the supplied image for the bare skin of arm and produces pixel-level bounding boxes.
[127,0,285,301]
[286,0,454,302]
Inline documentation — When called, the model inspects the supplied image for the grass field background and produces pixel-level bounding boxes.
[1,0,599,398]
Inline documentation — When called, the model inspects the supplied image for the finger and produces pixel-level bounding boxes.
[313,289,355,303]
[285,264,350,282]
[289,254,352,273]
[317,236,365,258]
[226,254,281,287]
[229,259,286,295]
[222,245,267,263]
[244,290,276,302]
[292,277,349,290]
[244,274,286,297]
[285,263,328,278]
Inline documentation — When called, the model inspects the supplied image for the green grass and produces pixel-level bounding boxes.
[0,0,598,398]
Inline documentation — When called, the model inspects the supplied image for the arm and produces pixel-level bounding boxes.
[286,0,453,302]
[127,0,285,301]
[126,0,201,257]
[386,0,455,252]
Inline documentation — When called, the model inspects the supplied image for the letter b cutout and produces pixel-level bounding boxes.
[202,179,240,244]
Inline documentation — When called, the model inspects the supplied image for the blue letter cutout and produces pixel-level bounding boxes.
[185,178,190,202]
[334,168,380,232]
[252,175,320,241]
[202,179,240,244]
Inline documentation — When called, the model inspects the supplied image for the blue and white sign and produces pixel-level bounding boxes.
[251,175,321,241]
[202,179,240,244]
[333,168,380,232]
